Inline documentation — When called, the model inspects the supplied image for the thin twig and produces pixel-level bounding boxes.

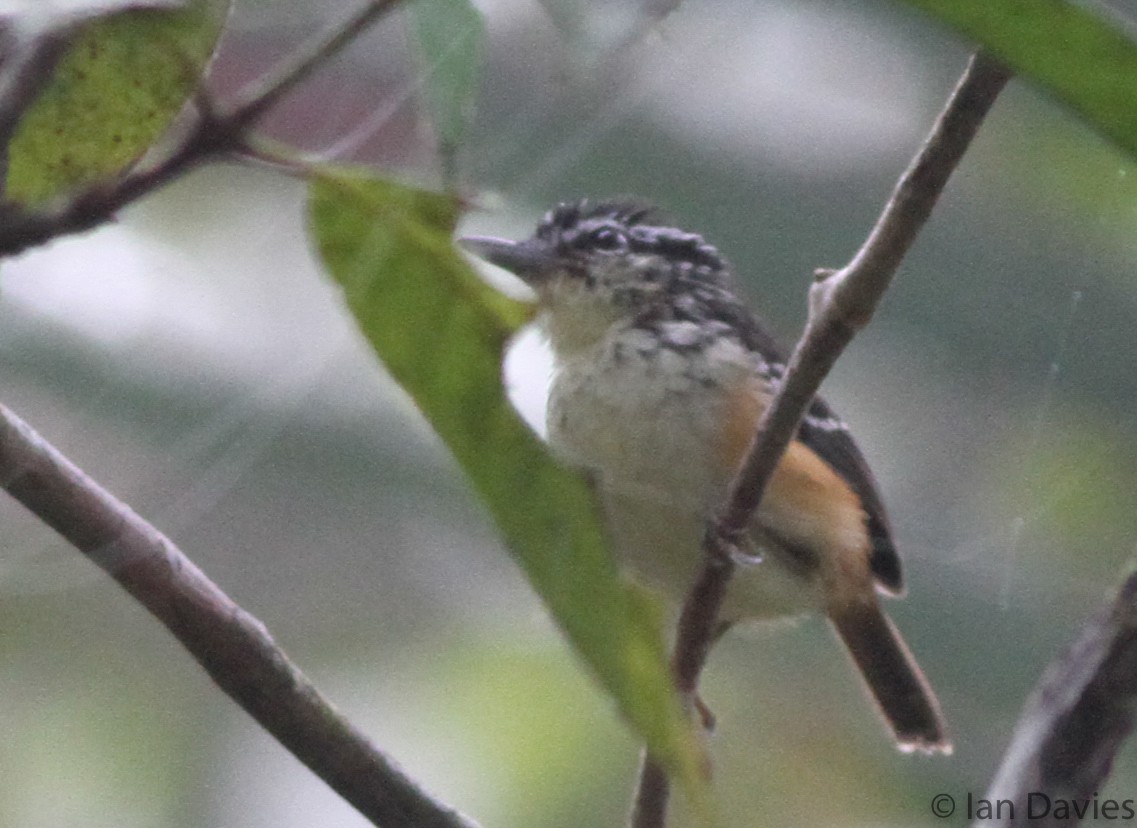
[631,51,1013,828]
[0,404,480,828]
[222,0,403,130]
[630,750,670,828]
[0,0,403,259]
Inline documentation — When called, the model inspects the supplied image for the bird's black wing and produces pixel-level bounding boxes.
[798,397,903,595]
[734,314,904,595]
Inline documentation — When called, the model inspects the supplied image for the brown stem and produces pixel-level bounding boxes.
[222,0,403,131]
[630,752,671,828]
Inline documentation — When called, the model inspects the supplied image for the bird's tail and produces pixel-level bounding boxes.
[829,601,951,754]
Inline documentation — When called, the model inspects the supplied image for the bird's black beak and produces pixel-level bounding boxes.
[459,236,566,285]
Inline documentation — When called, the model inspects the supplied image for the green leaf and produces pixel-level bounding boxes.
[407,0,484,184]
[900,0,1137,159]
[5,0,229,206]
[307,171,708,806]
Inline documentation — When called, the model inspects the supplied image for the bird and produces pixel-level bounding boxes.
[460,199,950,754]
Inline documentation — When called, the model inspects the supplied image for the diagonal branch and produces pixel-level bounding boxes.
[0,403,480,828]
[720,50,1011,540]
[221,0,402,131]
[0,0,403,259]
[631,51,1013,828]
[976,570,1137,828]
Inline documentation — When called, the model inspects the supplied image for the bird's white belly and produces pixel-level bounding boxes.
[546,336,824,621]
[600,490,823,621]
[549,345,724,510]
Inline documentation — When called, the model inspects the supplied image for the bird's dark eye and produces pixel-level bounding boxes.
[589,227,627,251]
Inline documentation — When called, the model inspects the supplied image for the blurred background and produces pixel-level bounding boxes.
[4,0,1137,825]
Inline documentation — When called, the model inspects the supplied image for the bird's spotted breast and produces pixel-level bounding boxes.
[547,324,761,511]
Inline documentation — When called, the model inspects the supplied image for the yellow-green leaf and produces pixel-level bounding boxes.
[307,170,707,805]
[5,0,229,206]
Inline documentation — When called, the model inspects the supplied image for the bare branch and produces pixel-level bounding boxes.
[630,752,671,828]
[222,0,403,130]
[0,0,404,259]
[0,403,480,828]
[631,52,1013,828]
[976,571,1137,828]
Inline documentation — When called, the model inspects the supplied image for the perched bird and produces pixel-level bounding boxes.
[461,199,950,754]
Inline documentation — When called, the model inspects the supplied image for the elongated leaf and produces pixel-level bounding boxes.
[901,0,1137,159]
[5,0,229,205]
[307,171,707,802]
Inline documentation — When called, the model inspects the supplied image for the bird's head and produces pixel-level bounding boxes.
[461,199,734,354]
